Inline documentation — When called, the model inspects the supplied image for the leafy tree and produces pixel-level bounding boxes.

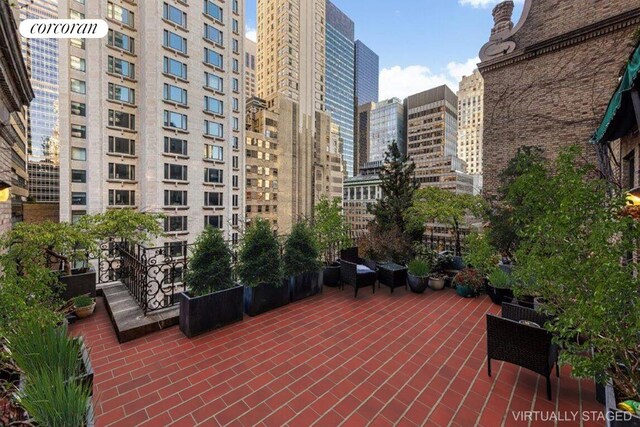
[78,209,164,244]
[283,221,321,277]
[513,147,640,401]
[407,187,486,255]
[237,218,282,287]
[465,231,501,276]
[185,227,234,296]
[369,142,422,240]
[313,196,351,264]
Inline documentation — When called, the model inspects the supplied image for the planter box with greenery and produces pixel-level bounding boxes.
[314,196,352,288]
[605,382,640,427]
[407,259,430,294]
[239,219,288,317]
[453,268,484,298]
[284,222,323,302]
[60,269,97,301]
[486,269,514,305]
[179,228,243,338]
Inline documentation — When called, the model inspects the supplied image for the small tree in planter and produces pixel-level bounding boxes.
[237,219,287,316]
[179,227,243,338]
[284,221,323,302]
[313,196,352,287]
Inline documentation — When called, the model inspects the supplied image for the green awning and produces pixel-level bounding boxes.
[591,42,640,145]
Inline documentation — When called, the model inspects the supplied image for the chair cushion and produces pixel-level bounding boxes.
[356,264,374,274]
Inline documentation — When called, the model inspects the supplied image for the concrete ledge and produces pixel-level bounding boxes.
[102,282,179,343]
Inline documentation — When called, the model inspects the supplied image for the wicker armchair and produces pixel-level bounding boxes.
[486,303,559,400]
[340,247,377,298]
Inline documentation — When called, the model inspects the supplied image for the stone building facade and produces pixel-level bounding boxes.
[479,0,640,195]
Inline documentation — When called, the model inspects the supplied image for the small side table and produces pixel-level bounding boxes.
[377,263,408,294]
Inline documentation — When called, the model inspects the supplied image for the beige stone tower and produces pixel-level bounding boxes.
[457,69,484,192]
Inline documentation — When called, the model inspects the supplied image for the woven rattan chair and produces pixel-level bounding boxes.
[486,303,559,400]
[340,248,377,298]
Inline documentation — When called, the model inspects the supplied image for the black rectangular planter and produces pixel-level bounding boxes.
[606,382,640,427]
[60,269,97,301]
[179,286,244,338]
[289,271,322,302]
[244,282,290,317]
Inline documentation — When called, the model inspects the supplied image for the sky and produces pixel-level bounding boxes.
[245,0,524,99]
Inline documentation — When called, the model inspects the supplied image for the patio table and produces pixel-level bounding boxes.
[377,263,408,294]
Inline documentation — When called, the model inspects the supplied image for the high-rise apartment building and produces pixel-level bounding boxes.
[367,98,405,163]
[325,0,355,178]
[244,38,256,100]
[0,2,34,233]
[354,40,379,106]
[58,0,246,246]
[257,0,342,226]
[406,85,473,194]
[19,0,60,205]
[457,69,484,189]
[343,161,382,232]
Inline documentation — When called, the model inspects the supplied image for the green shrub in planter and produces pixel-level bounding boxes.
[180,227,243,338]
[238,219,287,316]
[284,222,322,302]
[487,269,515,305]
[453,268,485,298]
[407,259,430,294]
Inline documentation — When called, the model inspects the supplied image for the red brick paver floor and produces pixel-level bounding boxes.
[70,287,604,427]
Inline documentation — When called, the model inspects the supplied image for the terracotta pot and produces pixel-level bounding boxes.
[75,302,96,319]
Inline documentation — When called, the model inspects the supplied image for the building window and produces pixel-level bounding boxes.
[70,79,86,94]
[164,190,187,206]
[108,30,134,53]
[71,211,86,223]
[71,147,86,161]
[71,124,86,139]
[109,189,135,206]
[204,96,223,115]
[108,56,135,79]
[232,39,239,54]
[205,72,223,92]
[204,192,223,207]
[163,3,186,27]
[163,84,187,105]
[109,163,135,180]
[70,55,85,71]
[204,120,223,138]
[232,213,238,226]
[204,0,223,21]
[164,111,188,130]
[232,58,239,73]
[204,24,223,45]
[71,192,86,205]
[108,136,135,155]
[70,38,85,49]
[71,101,86,116]
[232,136,239,149]
[108,83,135,104]
[232,78,239,93]
[164,30,187,54]
[164,241,187,257]
[71,169,86,183]
[165,216,188,232]
[204,48,223,68]
[204,215,223,229]
[69,9,84,19]
[232,156,238,169]
[164,164,188,181]
[108,110,135,130]
[163,57,187,79]
[164,137,187,155]
[107,2,134,27]
[204,168,223,184]
[233,117,239,131]
[232,19,238,34]
[204,144,223,161]
[232,175,238,188]
[232,194,238,207]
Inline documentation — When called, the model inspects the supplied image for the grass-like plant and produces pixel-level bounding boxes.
[8,321,82,380]
[407,259,430,277]
[237,219,282,288]
[18,368,90,427]
[73,295,94,308]
[283,221,321,277]
[184,227,234,297]
[488,269,513,289]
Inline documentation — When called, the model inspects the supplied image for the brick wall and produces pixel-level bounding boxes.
[479,1,640,195]
[23,203,60,224]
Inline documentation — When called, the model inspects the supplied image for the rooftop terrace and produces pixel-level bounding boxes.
[70,287,602,427]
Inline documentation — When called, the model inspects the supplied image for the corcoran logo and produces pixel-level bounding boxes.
[19,19,108,39]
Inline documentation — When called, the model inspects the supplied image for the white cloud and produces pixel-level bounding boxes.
[245,26,257,42]
[379,57,479,100]
[459,0,523,8]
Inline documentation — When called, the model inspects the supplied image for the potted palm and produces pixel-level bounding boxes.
[407,259,430,294]
[238,219,288,317]
[453,268,485,298]
[284,221,323,302]
[179,227,243,338]
[314,196,352,287]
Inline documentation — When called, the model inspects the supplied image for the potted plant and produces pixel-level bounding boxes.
[407,259,430,294]
[73,295,96,319]
[284,221,323,302]
[179,227,243,338]
[238,219,288,317]
[453,268,485,298]
[486,269,514,305]
[314,196,352,287]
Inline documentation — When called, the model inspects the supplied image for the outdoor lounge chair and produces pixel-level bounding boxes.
[486,303,559,400]
[340,247,377,298]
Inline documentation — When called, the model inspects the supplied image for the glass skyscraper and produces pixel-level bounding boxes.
[326,1,355,177]
[355,40,379,106]
[368,98,405,163]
